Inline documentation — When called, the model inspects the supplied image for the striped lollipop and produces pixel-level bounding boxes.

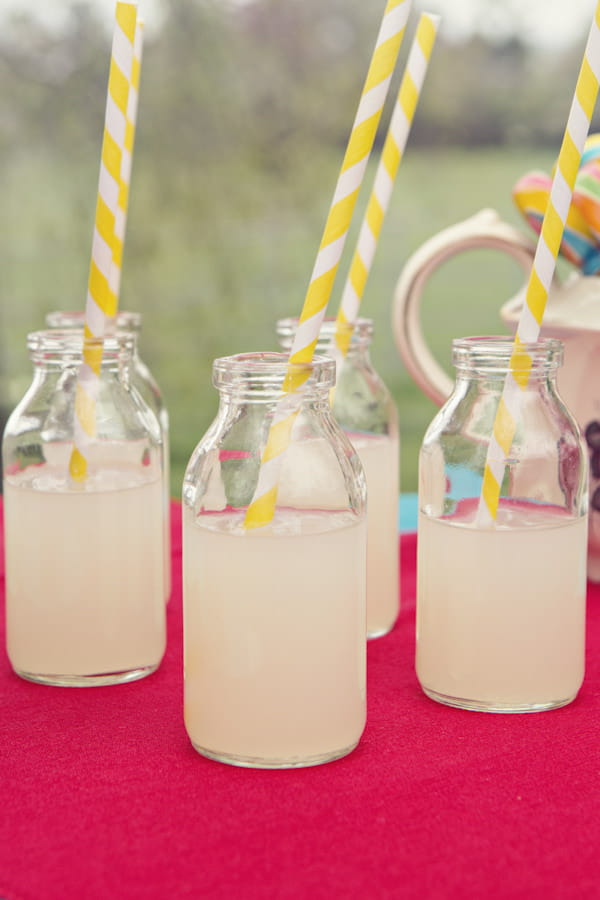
[574,160,600,243]
[513,170,599,272]
[244,0,412,529]
[514,131,600,275]
[580,132,600,167]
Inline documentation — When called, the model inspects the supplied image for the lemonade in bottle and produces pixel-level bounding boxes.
[417,337,588,712]
[182,352,367,767]
[3,330,166,686]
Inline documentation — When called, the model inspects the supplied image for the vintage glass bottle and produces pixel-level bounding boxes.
[277,317,399,638]
[417,336,588,713]
[182,352,367,768]
[46,309,172,601]
[2,329,166,686]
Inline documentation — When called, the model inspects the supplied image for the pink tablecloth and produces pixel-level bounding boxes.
[1,500,599,900]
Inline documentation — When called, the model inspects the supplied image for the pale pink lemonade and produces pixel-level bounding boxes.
[183,507,367,766]
[4,468,166,680]
[417,504,587,710]
[349,432,399,637]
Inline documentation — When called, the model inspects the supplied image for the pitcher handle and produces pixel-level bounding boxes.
[391,208,536,406]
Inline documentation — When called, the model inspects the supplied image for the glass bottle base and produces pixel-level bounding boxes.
[421,685,577,713]
[14,663,159,687]
[190,739,360,769]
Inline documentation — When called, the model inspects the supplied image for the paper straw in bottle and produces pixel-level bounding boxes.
[111,16,144,303]
[244,0,412,529]
[329,11,439,370]
[69,0,138,483]
[477,2,600,525]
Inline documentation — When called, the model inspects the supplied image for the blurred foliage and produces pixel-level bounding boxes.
[0,0,593,493]
[2,0,596,156]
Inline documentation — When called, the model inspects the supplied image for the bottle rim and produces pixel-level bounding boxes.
[452,335,564,373]
[212,351,336,392]
[276,316,373,348]
[45,310,142,332]
[27,329,135,362]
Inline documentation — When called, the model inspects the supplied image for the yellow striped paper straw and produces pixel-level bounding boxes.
[478,1,600,525]
[69,0,138,483]
[111,17,144,302]
[329,11,439,369]
[244,0,412,529]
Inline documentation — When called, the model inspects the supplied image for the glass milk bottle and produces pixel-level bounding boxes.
[182,352,367,768]
[2,330,166,686]
[277,317,399,638]
[417,337,588,713]
[46,309,172,601]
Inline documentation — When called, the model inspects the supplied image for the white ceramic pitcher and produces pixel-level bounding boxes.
[392,207,600,581]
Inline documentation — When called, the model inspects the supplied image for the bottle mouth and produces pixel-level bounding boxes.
[212,351,336,394]
[276,316,373,350]
[45,310,142,333]
[27,329,135,363]
[452,335,564,375]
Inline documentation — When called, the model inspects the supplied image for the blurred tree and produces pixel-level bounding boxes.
[0,3,110,154]
[409,35,532,146]
[1,0,595,159]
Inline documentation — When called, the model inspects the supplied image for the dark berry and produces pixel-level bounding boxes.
[592,486,600,513]
[585,420,600,450]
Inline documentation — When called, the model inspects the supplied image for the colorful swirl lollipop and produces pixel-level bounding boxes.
[513,169,599,271]
[580,132,600,168]
[513,134,600,275]
[574,160,600,243]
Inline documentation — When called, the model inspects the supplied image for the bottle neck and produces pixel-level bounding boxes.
[276,317,373,361]
[212,352,335,403]
[27,330,135,375]
[452,336,563,385]
[44,313,142,361]
[45,310,142,335]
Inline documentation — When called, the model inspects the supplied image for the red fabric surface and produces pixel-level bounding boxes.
[1,499,600,900]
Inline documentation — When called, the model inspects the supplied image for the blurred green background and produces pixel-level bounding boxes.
[0,0,592,496]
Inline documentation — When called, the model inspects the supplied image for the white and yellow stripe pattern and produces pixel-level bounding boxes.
[330,12,439,368]
[478,1,600,524]
[244,0,412,529]
[112,17,144,302]
[69,0,138,483]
